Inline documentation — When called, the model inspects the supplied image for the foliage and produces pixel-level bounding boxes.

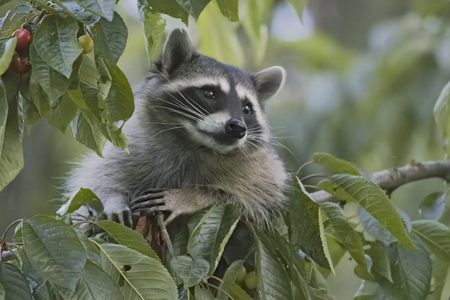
[0,0,450,299]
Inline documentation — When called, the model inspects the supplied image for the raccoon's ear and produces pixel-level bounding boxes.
[161,29,196,75]
[254,66,286,103]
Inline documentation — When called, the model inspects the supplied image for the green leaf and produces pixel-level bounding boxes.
[34,15,82,78]
[74,0,114,21]
[287,0,307,21]
[79,55,101,89]
[23,216,86,291]
[103,65,134,123]
[219,282,252,300]
[353,281,385,300]
[318,207,335,276]
[0,37,17,76]
[290,176,330,268]
[318,174,414,249]
[28,73,50,116]
[365,242,392,283]
[43,92,78,132]
[412,220,450,261]
[94,55,111,101]
[194,285,215,300]
[96,220,160,261]
[379,235,432,300]
[419,192,445,220]
[0,94,23,191]
[187,204,240,277]
[71,110,106,157]
[0,77,7,155]
[435,81,450,155]
[58,187,103,215]
[430,257,450,300]
[137,5,166,63]
[256,233,294,300]
[358,206,397,244]
[216,260,245,300]
[313,152,361,176]
[75,228,102,267]
[138,0,189,24]
[321,202,367,269]
[21,92,41,134]
[53,0,101,25]
[97,243,178,300]
[0,264,32,300]
[216,0,239,22]
[175,0,211,20]
[70,260,123,300]
[91,12,128,66]
[197,0,243,67]
[169,255,210,288]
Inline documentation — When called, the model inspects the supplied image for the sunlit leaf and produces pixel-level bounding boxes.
[79,55,101,89]
[412,220,450,261]
[98,243,178,300]
[34,15,82,78]
[216,0,238,21]
[216,260,245,300]
[23,216,86,291]
[137,5,166,63]
[91,12,128,66]
[318,175,414,248]
[170,255,209,288]
[0,263,32,300]
[313,152,361,176]
[187,204,240,277]
[96,220,160,260]
[0,37,17,75]
[57,187,103,216]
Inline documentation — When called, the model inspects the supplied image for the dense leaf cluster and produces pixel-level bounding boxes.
[1,0,450,299]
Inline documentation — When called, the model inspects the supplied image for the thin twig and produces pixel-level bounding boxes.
[156,212,174,259]
[2,219,23,240]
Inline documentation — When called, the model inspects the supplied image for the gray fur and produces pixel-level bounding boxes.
[65,29,288,227]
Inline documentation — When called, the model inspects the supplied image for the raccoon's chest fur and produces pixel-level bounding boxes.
[65,29,288,226]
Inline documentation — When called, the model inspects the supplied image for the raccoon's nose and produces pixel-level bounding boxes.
[226,118,247,139]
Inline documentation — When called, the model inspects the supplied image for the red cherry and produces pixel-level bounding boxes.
[13,29,32,51]
[11,53,31,74]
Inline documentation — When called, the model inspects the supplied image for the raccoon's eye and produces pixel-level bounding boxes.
[202,88,215,99]
[243,104,252,115]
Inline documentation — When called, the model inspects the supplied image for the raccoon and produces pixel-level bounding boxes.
[65,29,288,228]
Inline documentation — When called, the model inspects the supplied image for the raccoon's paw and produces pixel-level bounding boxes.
[98,201,136,228]
[130,189,171,218]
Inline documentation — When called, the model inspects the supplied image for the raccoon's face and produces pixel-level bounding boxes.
[149,29,285,154]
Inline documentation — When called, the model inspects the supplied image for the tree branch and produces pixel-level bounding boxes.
[310,160,450,204]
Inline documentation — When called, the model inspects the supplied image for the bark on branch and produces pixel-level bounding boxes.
[310,160,450,204]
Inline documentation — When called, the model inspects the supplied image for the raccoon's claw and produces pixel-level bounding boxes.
[98,209,135,228]
[130,189,171,218]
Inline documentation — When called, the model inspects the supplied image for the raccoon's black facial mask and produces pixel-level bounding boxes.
[153,28,286,154]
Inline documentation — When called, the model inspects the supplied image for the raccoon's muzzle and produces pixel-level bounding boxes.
[226,118,247,139]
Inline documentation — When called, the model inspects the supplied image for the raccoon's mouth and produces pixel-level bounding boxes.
[181,119,247,154]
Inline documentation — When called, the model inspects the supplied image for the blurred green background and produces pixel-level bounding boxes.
[1,0,449,298]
